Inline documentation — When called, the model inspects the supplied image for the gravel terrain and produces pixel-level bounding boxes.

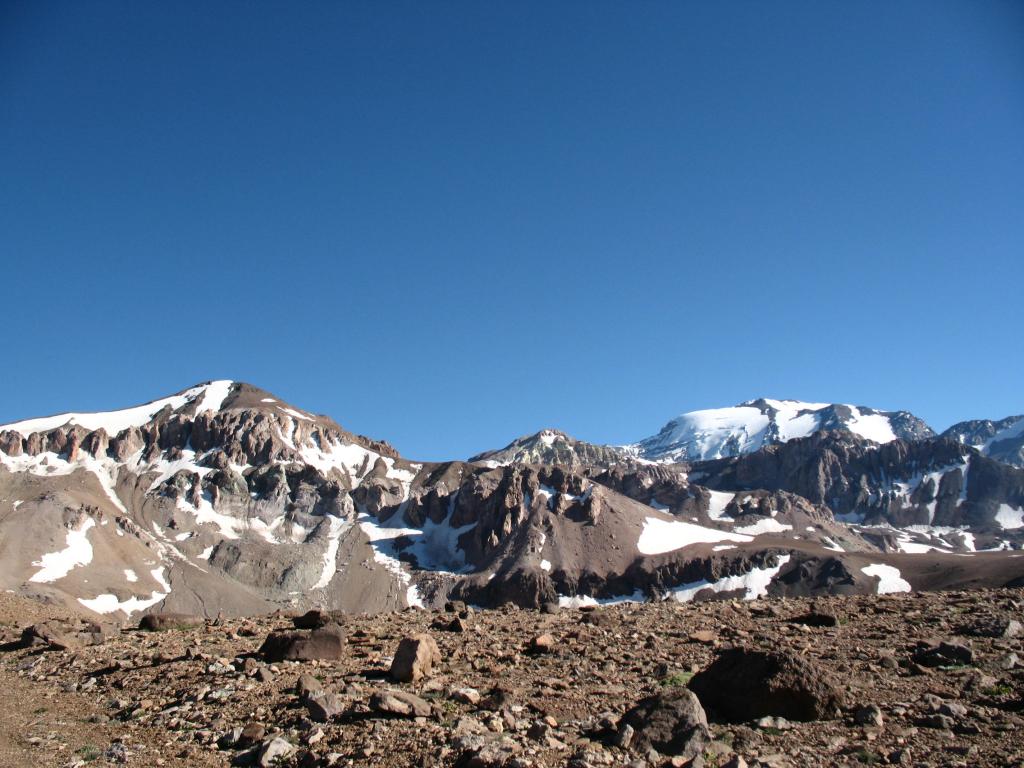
[1,590,1023,768]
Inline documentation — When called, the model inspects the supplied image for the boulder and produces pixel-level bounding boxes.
[259,624,346,662]
[305,692,346,722]
[291,608,346,630]
[912,641,973,668]
[138,613,204,632]
[688,647,845,722]
[617,687,711,759]
[20,622,77,651]
[369,689,432,718]
[390,633,441,682]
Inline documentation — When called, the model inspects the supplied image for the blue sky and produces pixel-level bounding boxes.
[1,1,1022,460]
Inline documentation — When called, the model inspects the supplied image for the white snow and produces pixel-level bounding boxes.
[706,491,734,521]
[557,590,645,608]
[540,559,552,572]
[821,537,844,552]
[12,500,23,510]
[632,400,905,461]
[29,517,96,583]
[0,381,231,437]
[861,563,911,594]
[78,591,166,616]
[199,545,215,560]
[124,569,138,582]
[358,505,476,576]
[637,517,752,555]
[312,516,347,589]
[78,569,171,616]
[278,406,312,422]
[668,555,791,602]
[995,504,1024,530]
[845,408,898,443]
[194,380,234,414]
[711,545,736,552]
[733,518,793,536]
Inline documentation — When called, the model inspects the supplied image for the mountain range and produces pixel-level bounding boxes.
[0,381,1021,620]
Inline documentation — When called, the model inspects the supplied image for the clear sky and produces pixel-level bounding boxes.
[1,1,1022,461]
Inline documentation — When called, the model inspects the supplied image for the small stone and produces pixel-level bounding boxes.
[528,634,556,653]
[296,674,324,699]
[855,704,884,728]
[451,687,481,705]
[305,692,346,722]
[257,737,295,767]
[369,689,432,718]
[237,722,266,749]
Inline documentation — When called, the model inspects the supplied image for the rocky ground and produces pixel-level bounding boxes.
[1,590,1023,768]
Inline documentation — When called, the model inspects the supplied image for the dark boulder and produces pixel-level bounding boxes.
[617,687,711,758]
[259,624,346,662]
[688,647,845,722]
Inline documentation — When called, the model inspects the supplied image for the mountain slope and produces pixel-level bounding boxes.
[630,398,935,462]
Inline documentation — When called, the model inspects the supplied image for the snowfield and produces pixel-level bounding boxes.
[637,517,753,555]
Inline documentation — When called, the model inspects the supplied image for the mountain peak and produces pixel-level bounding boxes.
[633,399,935,462]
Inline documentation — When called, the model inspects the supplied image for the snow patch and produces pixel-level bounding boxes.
[29,517,96,583]
[861,563,911,594]
[668,555,791,602]
[733,518,792,536]
[637,517,752,555]
[312,516,347,590]
[995,504,1024,530]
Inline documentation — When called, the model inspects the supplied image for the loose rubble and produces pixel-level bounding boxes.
[1,589,1024,767]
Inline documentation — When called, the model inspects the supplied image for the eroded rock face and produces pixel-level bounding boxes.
[688,647,845,722]
[617,687,711,758]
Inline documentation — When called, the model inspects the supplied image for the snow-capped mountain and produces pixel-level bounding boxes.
[941,415,1024,468]
[630,398,936,462]
[1,382,1022,620]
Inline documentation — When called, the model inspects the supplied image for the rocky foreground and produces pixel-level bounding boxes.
[1,590,1023,768]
